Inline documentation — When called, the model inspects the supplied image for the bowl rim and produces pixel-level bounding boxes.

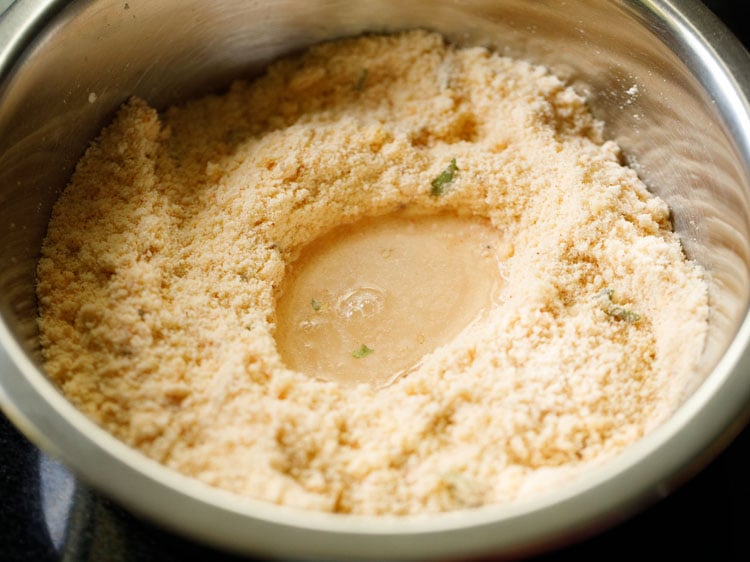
[1,0,750,559]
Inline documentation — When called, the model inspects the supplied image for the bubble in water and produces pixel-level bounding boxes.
[335,286,385,320]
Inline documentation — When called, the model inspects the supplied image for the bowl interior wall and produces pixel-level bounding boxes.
[0,0,748,447]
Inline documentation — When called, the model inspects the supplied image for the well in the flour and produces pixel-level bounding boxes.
[274,210,508,386]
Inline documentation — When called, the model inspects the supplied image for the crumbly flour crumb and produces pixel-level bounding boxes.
[36,30,709,515]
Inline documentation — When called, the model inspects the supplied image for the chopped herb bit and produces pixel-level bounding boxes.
[598,288,614,300]
[598,289,640,323]
[430,158,459,196]
[352,344,374,358]
[355,68,368,91]
[607,306,641,323]
[311,298,323,311]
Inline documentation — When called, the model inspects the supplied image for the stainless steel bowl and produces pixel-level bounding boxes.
[1,1,749,560]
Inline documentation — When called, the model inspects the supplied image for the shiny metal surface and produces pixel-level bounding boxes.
[0,1,749,560]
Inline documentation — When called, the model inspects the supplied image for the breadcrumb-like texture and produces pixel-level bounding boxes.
[36,31,708,515]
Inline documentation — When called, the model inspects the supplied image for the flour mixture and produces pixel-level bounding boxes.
[36,31,709,515]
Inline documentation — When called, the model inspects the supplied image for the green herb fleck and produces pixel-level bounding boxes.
[430,158,459,196]
[598,288,614,300]
[355,68,368,91]
[607,306,641,323]
[352,344,374,358]
[311,298,323,312]
[598,289,640,323]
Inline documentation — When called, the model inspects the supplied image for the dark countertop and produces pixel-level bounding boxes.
[2,411,749,561]
[1,1,749,560]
